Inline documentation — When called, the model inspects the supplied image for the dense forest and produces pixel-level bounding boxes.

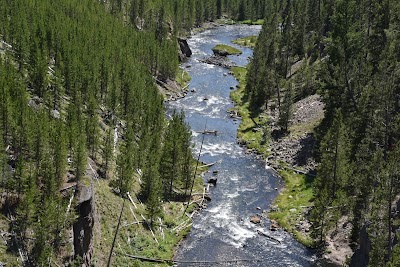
[245,0,400,266]
[0,0,268,266]
[3,0,399,265]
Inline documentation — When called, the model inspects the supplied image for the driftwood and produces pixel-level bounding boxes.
[141,214,158,244]
[257,229,282,244]
[126,192,137,209]
[62,190,75,230]
[283,166,316,177]
[88,161,99,183]
[122,221,145,227]
[198,160,219,168]
[158,217,165,240]
[196,130,218,135]
[59,182,77,192]
[199,186,207,207]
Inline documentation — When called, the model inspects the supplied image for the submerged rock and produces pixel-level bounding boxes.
[199,55,236,69]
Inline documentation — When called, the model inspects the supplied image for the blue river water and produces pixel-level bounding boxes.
[168,25,318,267]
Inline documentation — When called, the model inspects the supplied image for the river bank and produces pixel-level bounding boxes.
[229,63,318,247]
[228,48,358,266]
[171,23,316,266]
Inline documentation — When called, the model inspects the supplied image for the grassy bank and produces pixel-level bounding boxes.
[94,166,204,266]
[176,67,191,88]
[232,35,257,48]
[230,66,315,248]
[239,19,264,25]
[230,66,268,155]
[268,168,315,247]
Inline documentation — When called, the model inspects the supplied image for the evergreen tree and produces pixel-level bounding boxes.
[311,110,351,243]
[114,124,135,195]
[102,127,114,179]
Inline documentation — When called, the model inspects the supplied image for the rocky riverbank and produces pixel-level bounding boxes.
[266,94,324,174]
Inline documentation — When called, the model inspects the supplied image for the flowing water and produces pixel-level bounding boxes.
[168,25,317,267]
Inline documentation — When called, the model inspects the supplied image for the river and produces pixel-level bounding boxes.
[168,25,317,267]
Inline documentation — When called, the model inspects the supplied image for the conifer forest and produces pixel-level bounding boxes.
[0,0,399,266]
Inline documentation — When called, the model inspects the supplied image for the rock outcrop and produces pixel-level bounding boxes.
[178,38,192,62]
[73,181,95,267]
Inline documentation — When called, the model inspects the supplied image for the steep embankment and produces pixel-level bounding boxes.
[229,52,325,245]
[229,44,366,266]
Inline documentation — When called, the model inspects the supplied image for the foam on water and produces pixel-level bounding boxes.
[226,192,240,198]
[173,24,314,267]
[196,200,257,248]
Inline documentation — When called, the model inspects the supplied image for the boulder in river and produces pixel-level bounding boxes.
[270,223,279,231]
[207,178,217,185]
[250,215,261,224]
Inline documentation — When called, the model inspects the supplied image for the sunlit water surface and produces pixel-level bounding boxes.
[168,25,319,267]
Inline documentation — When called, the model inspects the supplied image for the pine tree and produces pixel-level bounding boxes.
[102,127,114,179]
[311,110,351,243]
[278,80,293,132]
[75,131,87,182]
[53,120,67,187]
[114,124,135,195]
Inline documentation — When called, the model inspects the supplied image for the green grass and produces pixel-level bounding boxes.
[232,36,257,48]
[212,44,242,56]
[94,164,205,266]
[268,168,315,247]
[230,66,316,248]
[230,66,268,155]
[176,67,191,88]
[238,19,264,25]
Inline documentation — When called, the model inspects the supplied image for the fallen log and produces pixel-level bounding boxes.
[198,160,219,168]
[196,130,218,135]
[257,229,282,244]
[282,166,316,177]
[59,182,77,192]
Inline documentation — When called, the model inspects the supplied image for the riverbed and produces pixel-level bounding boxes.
[168,25,317,267]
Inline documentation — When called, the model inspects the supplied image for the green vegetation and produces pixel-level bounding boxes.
[95,174,204,266]
[230,63,314,248]
[241,0,400,265]
[269,168,314,247]
[176,68,191,88]
[232,36,258,48]
[230,66,269,155]
[212,44,242,56]
[238,19,265,25]
[0,0,271,264]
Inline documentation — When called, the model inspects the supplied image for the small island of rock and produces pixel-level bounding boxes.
[212,44,242,56]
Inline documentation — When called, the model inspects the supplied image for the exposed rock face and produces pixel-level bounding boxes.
[178,38,192,62]
[73,182,95,266]
[156,78,189,101]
